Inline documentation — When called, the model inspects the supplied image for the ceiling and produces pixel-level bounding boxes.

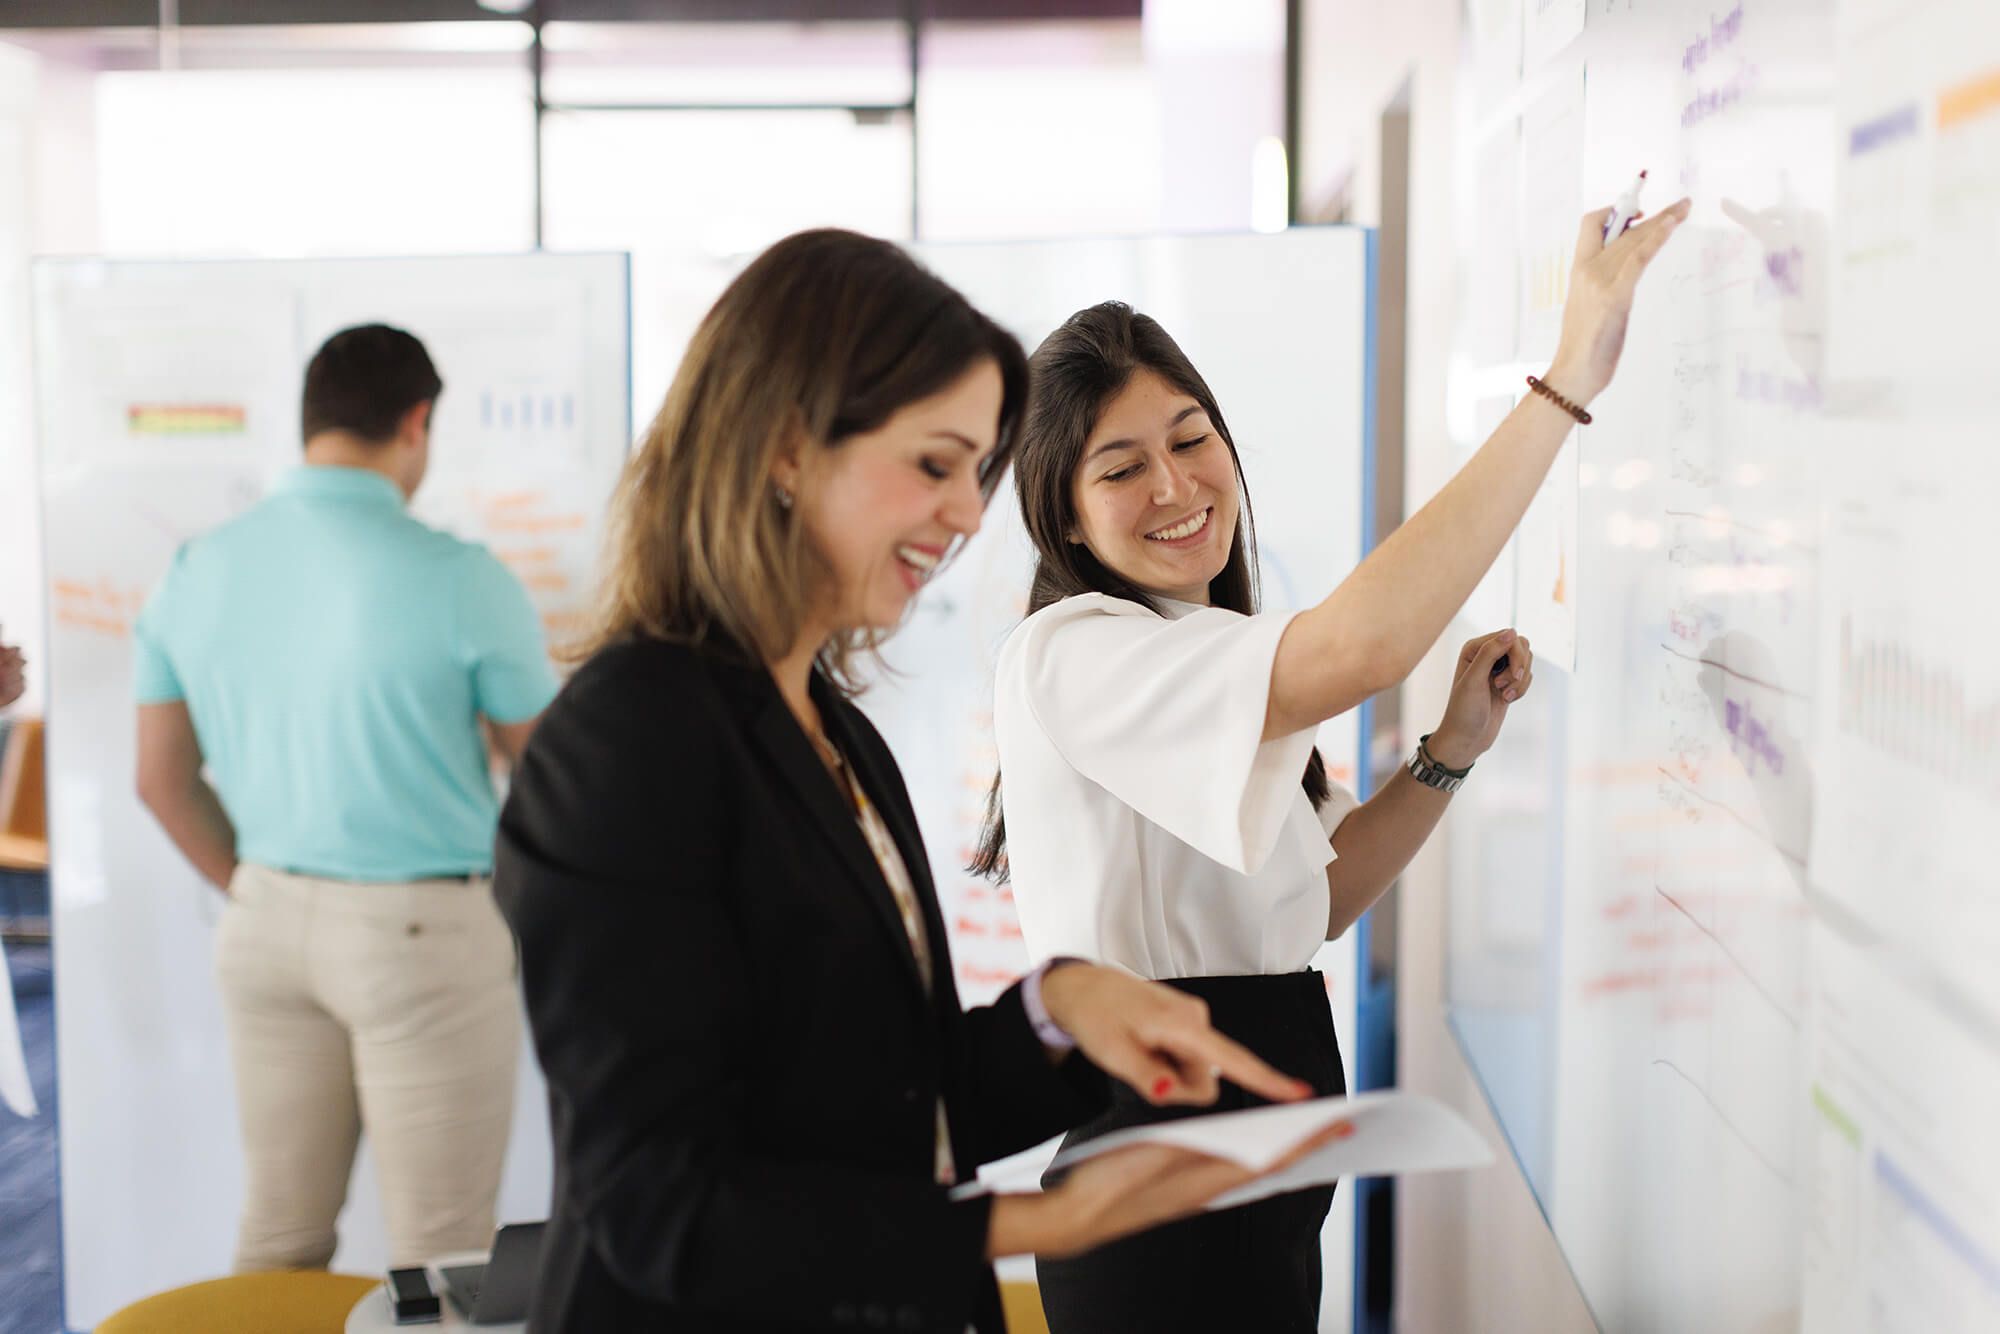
[0,1,1141,29]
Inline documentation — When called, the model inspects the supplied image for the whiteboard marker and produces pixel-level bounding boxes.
[1603,170,1648,241]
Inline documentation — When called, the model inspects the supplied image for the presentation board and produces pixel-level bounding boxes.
[886,229,1374,1330]
[33,253,629,1328]
[1445,2,2000,1328]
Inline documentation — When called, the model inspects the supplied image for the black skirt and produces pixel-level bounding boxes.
[1036,970,1347,1334]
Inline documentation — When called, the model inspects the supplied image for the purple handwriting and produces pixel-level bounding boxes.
[1684,2,1747,75]
[1763,245,1805,298]
[1736,362,1824,411]
[1725,697,1786,775]
[1683,67,1757,129]
[1850,104,1920,158]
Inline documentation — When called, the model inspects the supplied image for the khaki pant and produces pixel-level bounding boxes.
[215,863,520,1272]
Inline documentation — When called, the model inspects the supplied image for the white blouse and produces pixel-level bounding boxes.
[993,592,1359,980]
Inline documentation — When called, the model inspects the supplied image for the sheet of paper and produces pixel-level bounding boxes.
[1512,427,1580,671]
[1518,69,1585,361]
[960,1091,1491,1206]
[1469,123,1523,365]
[1524,0,1586,72]
[1461,392,1522,632]
[1471,0,1525,114]
[1197,1092,1493,1209]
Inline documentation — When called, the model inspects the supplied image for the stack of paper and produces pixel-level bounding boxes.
[962,1090,1491,1209]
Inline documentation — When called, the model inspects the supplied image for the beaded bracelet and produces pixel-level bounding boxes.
[1526,374,1592,425]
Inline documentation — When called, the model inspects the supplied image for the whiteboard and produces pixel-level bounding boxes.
[33,253,629,1329]
[1445,2,2000,1329]
[881,229,1373,1331]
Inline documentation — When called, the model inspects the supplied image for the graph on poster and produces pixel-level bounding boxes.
[1444,1,2000,1329]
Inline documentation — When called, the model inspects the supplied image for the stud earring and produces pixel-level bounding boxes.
[774,485,794,510]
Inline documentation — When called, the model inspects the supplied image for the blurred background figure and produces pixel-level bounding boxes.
[132,326,555,1272]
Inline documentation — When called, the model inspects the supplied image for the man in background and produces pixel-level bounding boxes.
[133,324,556,1272]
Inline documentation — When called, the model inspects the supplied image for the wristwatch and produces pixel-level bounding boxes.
[1408,733,1472,794]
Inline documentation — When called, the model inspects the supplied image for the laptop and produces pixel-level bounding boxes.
[438,1221,546,1325]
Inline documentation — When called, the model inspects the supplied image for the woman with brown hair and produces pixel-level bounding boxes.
[975,202,1690,1332]
[491,228,1344,1333]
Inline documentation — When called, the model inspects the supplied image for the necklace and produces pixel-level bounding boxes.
[800,714,846,780]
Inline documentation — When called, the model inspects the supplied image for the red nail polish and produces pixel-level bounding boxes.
[1333,1121,1357,1139]
[1152,1077,1174,1100]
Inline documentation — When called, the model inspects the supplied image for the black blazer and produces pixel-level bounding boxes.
[494,638,1106,1333]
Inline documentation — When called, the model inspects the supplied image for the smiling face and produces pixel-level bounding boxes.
[1067,367,1240,605]
[784,357,1003,635]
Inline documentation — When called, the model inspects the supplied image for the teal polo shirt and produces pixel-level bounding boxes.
[133,465,560,881]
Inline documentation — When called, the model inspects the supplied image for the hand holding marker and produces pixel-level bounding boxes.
[1603,170,1649,241]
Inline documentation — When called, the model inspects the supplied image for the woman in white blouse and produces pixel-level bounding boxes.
[972,201,1688,1332]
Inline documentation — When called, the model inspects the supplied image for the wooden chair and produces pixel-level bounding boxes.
[0,717,47,872]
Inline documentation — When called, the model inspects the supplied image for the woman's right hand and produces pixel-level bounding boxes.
[1038,962,1312,1107]
[986,1118,1354,1260]
[1547,197,1692,405]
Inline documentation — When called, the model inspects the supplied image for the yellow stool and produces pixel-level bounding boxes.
[1000,1280,1051,1334]
[96,1272,380,1334]
[0,717,48,872]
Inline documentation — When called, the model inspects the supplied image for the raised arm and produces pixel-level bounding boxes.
[1264,200,1689,739]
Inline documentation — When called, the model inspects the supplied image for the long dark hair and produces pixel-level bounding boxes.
[969,301,1330,880]
[580,228,1028,688]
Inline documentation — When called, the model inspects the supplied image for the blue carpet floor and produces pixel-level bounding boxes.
[0,940,64,1334]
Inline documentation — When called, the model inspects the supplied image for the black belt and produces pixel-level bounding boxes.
[276,867,490,885]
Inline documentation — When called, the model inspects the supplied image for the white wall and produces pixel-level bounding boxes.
[1295,4,1598,1330]
[918,21,1163,242]
[92,66,536,258]
[1141,0,1286,234]
[917,12,1287,242]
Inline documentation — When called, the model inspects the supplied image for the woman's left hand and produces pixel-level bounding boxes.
[1429,628,1534,770]
[1038,963,1314,1107]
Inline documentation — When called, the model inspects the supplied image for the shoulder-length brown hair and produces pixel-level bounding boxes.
[970,301,1330,880]
[578,228,1028,691]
